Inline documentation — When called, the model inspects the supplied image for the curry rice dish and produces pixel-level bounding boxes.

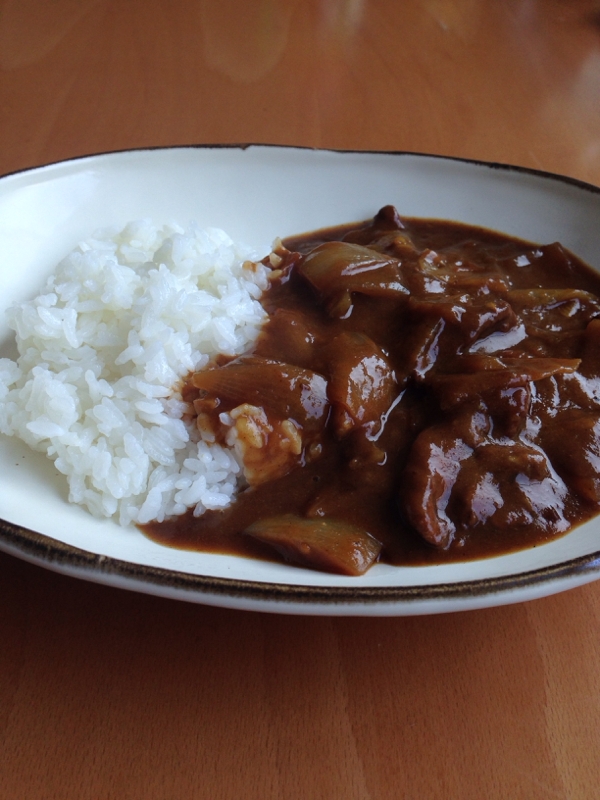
[3,207,600,576]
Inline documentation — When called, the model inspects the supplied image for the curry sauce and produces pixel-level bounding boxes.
[143,207,600,574]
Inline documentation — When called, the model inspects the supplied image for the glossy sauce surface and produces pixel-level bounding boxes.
[144,209,600,571]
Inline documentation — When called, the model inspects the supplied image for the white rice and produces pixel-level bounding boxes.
[0,220,270,526]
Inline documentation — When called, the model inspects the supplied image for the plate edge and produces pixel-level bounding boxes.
[1,518,600,606]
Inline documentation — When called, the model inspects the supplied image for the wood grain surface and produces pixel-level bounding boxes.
[2,1,600,797]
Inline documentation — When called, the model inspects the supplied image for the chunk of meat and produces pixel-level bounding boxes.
[406,294,519,345]
[435,377,532,438]
[244,514,382,575]
[401,412,490,548]
[428,358,579,424]
[451,442,570,534]
[529,371,600,421]
[402,433,474,548]
[400,297,520,380]
[538,410,600,503]
[402,416,570,549]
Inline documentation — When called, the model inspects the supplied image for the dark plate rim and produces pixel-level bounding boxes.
[1,142,600,198]
[1,516,600,605]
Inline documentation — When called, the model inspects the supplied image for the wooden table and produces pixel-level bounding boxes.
[2,1,600,797]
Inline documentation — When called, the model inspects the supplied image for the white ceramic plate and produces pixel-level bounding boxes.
[1,145,600,616]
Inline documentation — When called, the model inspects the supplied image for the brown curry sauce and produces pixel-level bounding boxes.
[143,207,600,573]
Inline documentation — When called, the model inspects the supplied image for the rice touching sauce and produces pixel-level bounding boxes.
[0,220,269,525]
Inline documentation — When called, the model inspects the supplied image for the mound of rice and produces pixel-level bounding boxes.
[0,220,270,526]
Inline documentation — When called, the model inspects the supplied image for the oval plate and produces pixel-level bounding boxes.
[1,145,600,615]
